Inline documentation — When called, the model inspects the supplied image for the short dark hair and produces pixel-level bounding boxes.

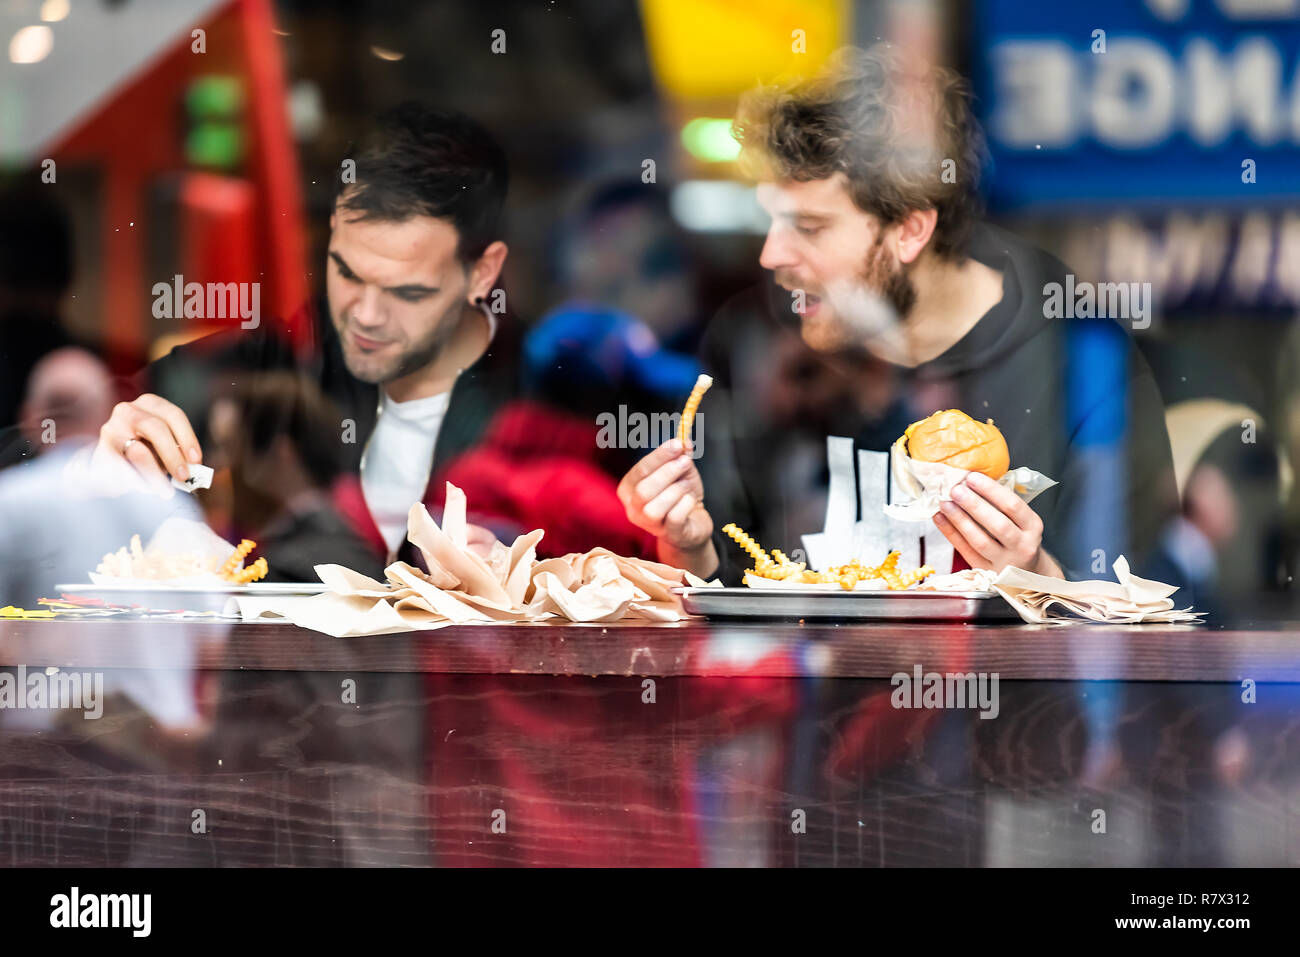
[335,103,508,263]
[733,45,985,260]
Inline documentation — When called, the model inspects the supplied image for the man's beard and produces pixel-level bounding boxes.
[334,302,462,385]
[861,233,916,319]
[792,235,916,353]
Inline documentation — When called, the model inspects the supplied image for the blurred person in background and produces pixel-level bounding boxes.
[556,181,703,350]
[619,45,1183,586]
[0,180,75,468]
[209,372,386,582]
[83,103,651,571]
[433,182,700,556]
[1273,322,1300,602]
[1141,423,1284,619]
[17,348,114,458]
[524,182,706,481]
[0,348,198,605]
[1142,340,1287,612]
[1144,464,1238,622]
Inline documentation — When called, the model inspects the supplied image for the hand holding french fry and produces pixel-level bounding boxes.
[619,374,719,578]
[617,438,717,578]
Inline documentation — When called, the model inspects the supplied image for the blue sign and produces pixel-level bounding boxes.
[972,0,1300,211]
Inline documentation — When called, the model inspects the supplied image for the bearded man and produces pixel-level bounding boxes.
[619,45,1181,585]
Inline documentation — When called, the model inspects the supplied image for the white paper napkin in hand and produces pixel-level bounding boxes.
[991,555,1203,624]
[882,440,1056,523]
[240,482,713,636]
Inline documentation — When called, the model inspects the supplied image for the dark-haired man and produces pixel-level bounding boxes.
[619,46,1182,586]
[91,105,514,564]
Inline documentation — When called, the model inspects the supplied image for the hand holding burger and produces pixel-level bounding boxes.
[902,410,1063,578]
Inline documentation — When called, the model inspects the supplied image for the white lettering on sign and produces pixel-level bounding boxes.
[992,35,1300,150]
[1062,211,1300,309]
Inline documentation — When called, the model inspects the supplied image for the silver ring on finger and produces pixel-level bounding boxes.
[122,437,138,454]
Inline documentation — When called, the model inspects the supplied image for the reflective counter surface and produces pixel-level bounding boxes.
[1,615,1297,866]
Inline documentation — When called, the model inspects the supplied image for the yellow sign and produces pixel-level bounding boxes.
[641,0,849,101]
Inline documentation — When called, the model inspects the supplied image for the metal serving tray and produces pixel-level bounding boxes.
[679,587,1019,621]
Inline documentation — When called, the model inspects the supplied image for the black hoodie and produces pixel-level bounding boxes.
[698,222,1182,587]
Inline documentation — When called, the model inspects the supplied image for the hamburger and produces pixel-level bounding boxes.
[898,409,1009,480]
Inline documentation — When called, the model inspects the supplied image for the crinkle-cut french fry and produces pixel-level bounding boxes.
[721,520,937,592]
[94,534,270,583]
[218,539,255,580]
[678,373,713,447]
[218,539,257,581]
[722,522,773,570]
[729,529,936,591]
[230,557,268,584]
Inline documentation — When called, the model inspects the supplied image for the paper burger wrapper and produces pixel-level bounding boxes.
[882,437,1057,522]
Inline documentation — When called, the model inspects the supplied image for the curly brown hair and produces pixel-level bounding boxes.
[733,45,985,261]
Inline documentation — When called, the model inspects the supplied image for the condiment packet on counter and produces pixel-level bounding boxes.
[239,482,717,635]
[172,463,213,493]
[882,439,1056,522]
[990,555,1203,624]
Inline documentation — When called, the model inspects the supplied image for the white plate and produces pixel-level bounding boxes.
[56,582,327,596]
[53,582,328,615]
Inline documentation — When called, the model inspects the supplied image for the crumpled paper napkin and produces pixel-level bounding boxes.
[238,482,711,636]
[988,555,1202,624]
[882,439,1056,522]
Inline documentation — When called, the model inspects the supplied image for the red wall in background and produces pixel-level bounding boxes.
[49,0,309,373]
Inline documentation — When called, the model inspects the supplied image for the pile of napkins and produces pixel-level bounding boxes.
[989,556,1202,624]
[237,483,711,636]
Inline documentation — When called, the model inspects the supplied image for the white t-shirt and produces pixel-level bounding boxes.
[361,390,452,555]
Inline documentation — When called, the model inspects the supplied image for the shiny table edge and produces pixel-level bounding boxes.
[2,617,1299,682]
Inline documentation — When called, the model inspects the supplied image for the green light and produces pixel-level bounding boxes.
[186,122,243,169]
[681,117,741,163]
[186,76,244,119]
